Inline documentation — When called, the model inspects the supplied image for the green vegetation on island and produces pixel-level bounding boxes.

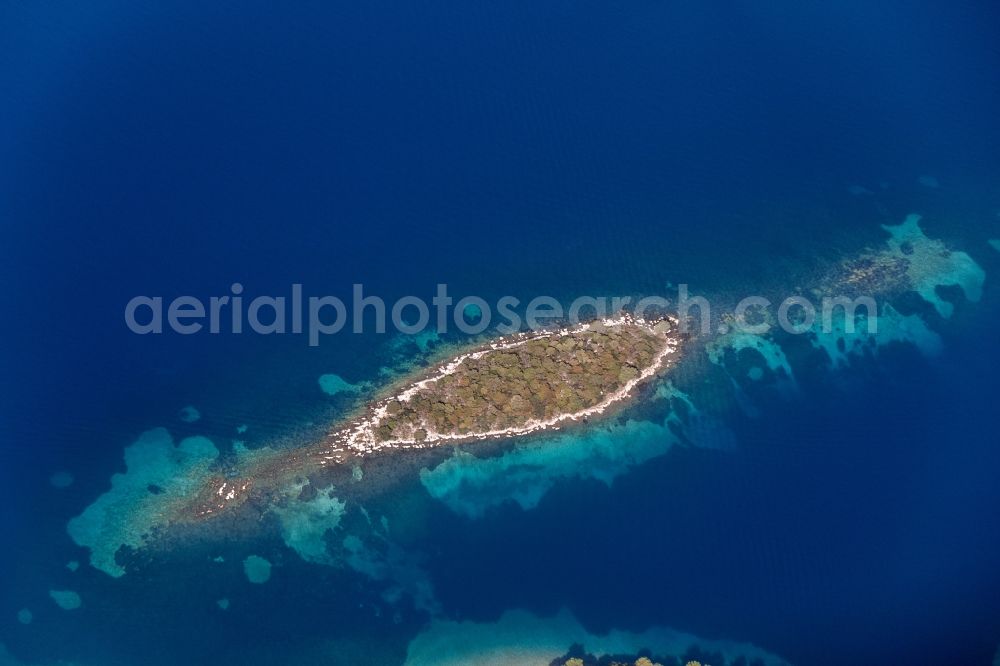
[368,317,677,444]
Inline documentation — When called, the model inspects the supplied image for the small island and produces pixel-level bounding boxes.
[319,314,680,455]
[188,314,681,519]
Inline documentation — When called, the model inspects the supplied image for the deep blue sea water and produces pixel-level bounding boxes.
[3,2,1000,665]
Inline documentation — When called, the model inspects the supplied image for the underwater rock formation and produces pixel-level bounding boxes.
[403,608,788,666]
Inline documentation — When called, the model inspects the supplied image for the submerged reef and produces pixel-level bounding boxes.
[318,373,362,397]
[177,405,201,423]
[66,428,220,576]
[402,608,789,666]
[270,482,347,563]
[48,590,82,611]
[825,213,984,318]
[242,555,272,584]
[549,649,752,666]
[809,303,942,368]
[419,417,683,518]
[880,214,984,318]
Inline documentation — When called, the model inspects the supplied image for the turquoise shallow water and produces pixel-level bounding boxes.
[3,2,1000,665]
